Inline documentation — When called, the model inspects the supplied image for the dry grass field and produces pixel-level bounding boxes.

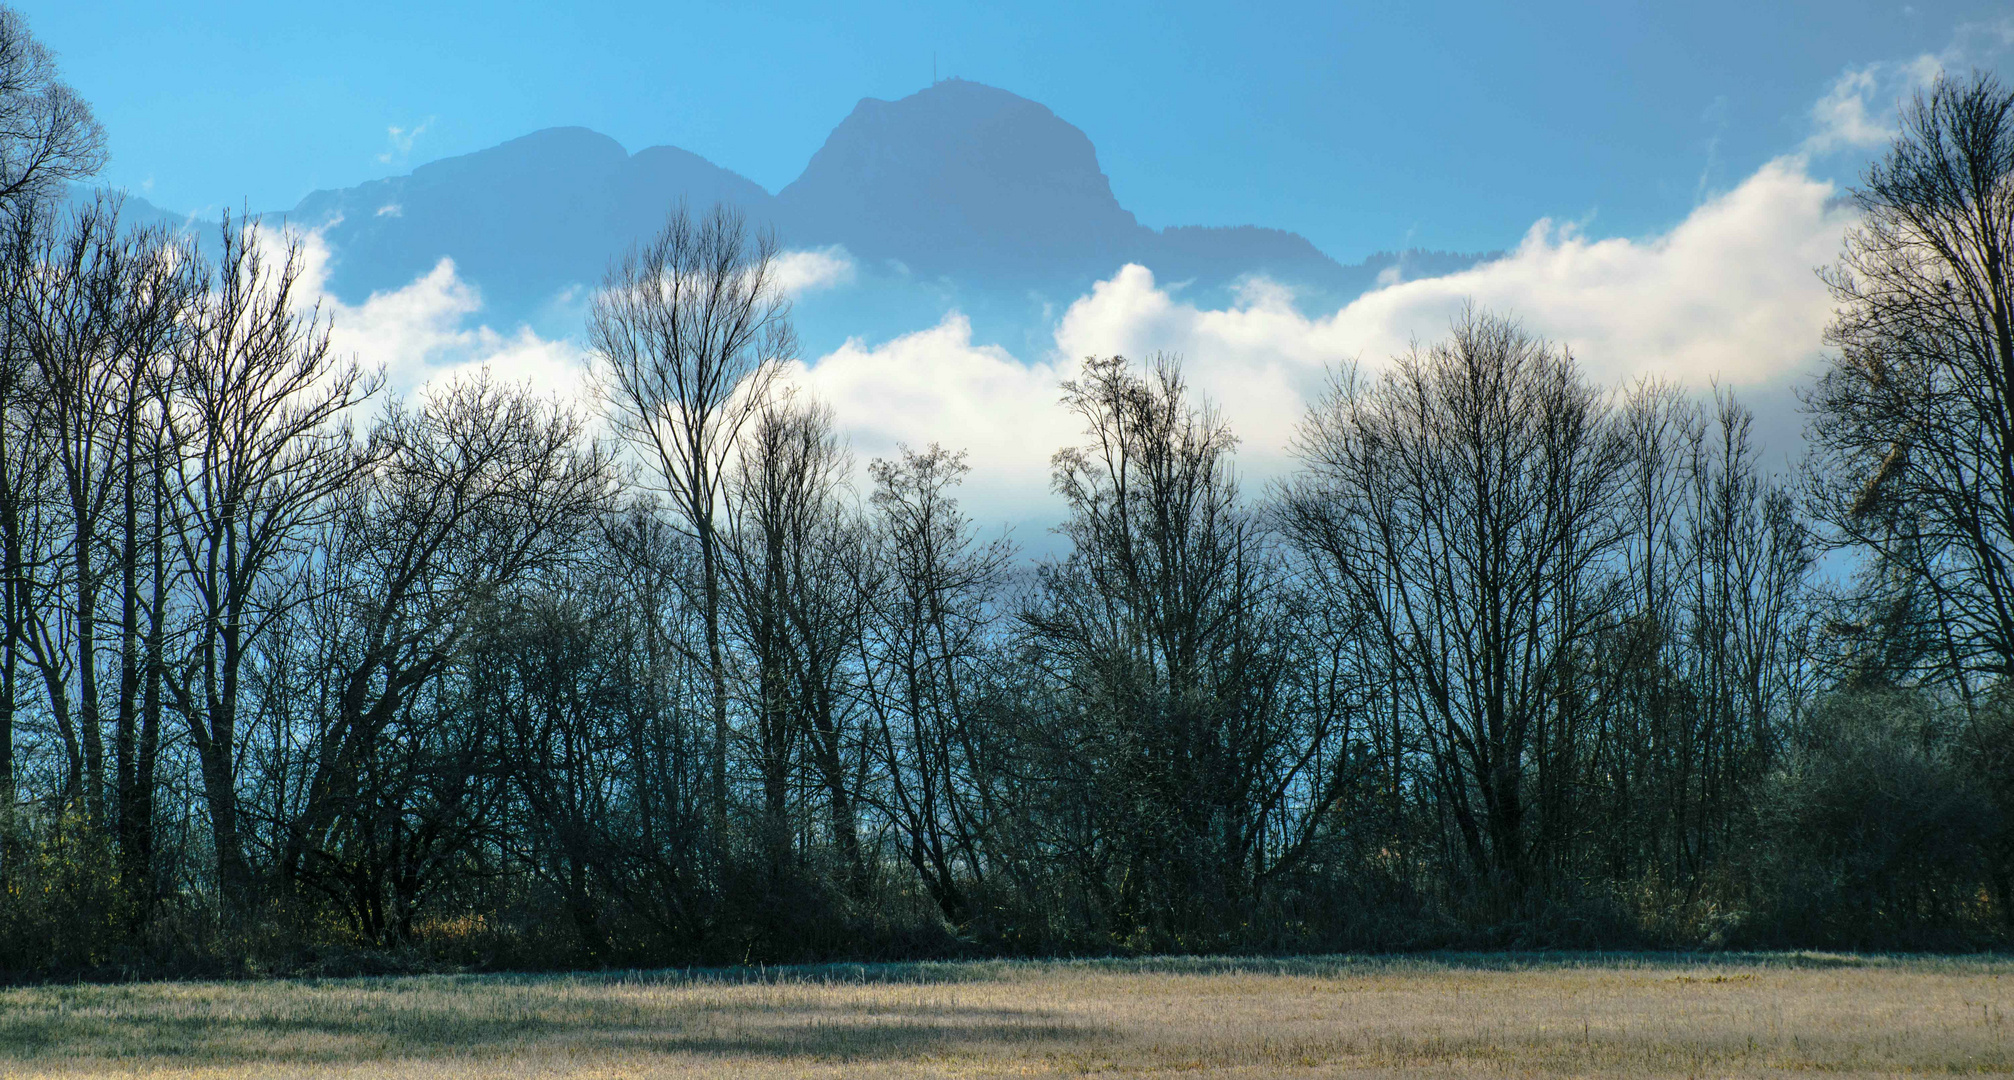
[0,953,2008,1078]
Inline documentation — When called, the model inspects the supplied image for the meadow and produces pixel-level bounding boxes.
[0,953,2008,1078]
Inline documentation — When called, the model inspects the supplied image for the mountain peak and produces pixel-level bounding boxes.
[779,79,1142,274]
[410,126,630,186]
[294,125,770,312]
[848,77,1068,127]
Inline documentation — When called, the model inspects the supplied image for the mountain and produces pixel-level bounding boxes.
[87,80,1496,335]
[776,79,1143,278]
[293,127,773,317]
[774,79,1412,297]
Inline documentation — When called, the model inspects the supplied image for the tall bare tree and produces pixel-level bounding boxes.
[862,444,1013,923]
[723,399,871,882]
[0,200,51,808]
[590,203,796,824]
[11,199,189,824]
[0,5,102,827]
[1808,71,2014,698]
[1021,355,1304,943]
[1285,310,1629,902]
[162,216,376,914]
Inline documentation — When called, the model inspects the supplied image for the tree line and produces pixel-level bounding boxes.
[1,10,2012,975]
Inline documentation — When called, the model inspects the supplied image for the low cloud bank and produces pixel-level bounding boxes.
[802,156,1850,503]
[282,157,1852,519]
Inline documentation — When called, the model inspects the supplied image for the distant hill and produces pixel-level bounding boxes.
[78,80,1497,335]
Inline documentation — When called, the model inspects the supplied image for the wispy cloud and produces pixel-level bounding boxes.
[1804,55,1943,154]
[1952,14,2014,52]
[1695,95,1728,202]
[377,117,436,165]
[1803,15,2014,156]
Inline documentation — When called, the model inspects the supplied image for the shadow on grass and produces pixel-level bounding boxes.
[0,990,1108,1066]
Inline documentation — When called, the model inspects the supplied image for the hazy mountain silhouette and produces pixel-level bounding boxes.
[774,79,1456,296]
[86,80,1494,331]
[293,126,774,317]
[776,79,1142,276]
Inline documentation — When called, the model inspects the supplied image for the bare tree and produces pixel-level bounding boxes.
[278,377,610,942]
[161,215,376,914]
[1676,394,1811,854]
[722,398,871,883]
[10,199,189,828]
[0,6,101,867]
[1583,386,1812,894]
[1808,71,2014,698]
[1805,69,2014,937]
[591,504,719,944]
[0,0,104,810]
[1285,310,1628,902]
[480,576,642,961]
[862,444,1013,924]
[590,203,796,824]
[1020,354,1304,942]
[0,6,104,209]
[0,198,51,807]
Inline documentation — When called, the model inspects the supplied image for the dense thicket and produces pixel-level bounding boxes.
[1,16,2012,975]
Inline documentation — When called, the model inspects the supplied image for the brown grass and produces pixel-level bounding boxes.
[0,953,2009,1077]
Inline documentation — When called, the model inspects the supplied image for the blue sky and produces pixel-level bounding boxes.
[23,1,2014,260]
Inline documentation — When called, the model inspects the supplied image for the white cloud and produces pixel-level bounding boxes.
[771,246,856,296]
[792,156,1853,502]
[784,314,1079,521]
[285,226,592,404]
[1950,15,2014,58]
[1318,157,1852,388]
[1050,270,1333,477]
[266,231,853,455]
[1806,56,1943,154]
